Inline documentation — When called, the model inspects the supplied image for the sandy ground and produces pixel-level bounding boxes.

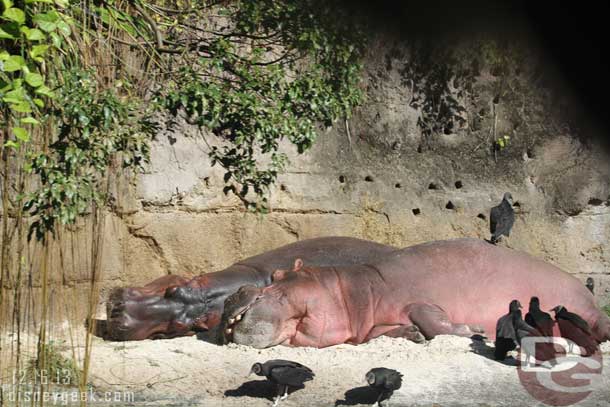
[75,335,610,407]
[2,331,609,406]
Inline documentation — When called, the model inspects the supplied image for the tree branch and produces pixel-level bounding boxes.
[130,0,164,49]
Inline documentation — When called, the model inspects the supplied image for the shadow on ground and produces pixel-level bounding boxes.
[335,386,386,406]
[224,380,305,401]
[470,336,518,366]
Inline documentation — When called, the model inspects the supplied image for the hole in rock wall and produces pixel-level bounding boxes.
[445,201,455,210]
[412,208,421,215]
[455,181,463,189]
[395,183,402,189]
[588,198,604,206]
[428,183,439,190]
[477,213,486,220]
[365,176,374,182]
[339,175,346,183]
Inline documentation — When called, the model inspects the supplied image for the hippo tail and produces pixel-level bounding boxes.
[593,311,610,343]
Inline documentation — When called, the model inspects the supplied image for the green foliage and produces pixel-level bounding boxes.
[604,304,610,318]
[24,69,155,240]
[0,0,66,150]
[494,135,511,150]
[1,1,155,241]
[3,0,366,237]
[156,0,365,210]
[27,340,81,386]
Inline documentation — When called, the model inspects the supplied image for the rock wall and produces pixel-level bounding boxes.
[99,33,610,310]
[3,31,609,330]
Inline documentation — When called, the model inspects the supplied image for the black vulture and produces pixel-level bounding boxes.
[490,192,515,244]
[550,305,598,356]
[365,367,403,407]
[494,300,538,360]
[524,297,556,363]
[249,359,314,406]
[525,297,555,337]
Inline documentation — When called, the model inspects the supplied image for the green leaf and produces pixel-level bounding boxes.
[0,27,14,39]
[33,98,44,107]
[50,31,61,48]
[56,20,70,36]
[4,140,20,149]
[33,13,57,32]
[2,87,26,104]
[12,101,31,113]
[30,45,49,58]
[21,116,39,125]
[0,22,19,38]
[2,0,14,10]
[2,54,25,71]
[13,127,30,142]
[26,28,45,40]
[34,85,54,98]
[2,8,25,24]
[25,72,44,87]
[0,50,8,60]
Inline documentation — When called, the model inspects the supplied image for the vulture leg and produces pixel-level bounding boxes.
[280,385,289,400]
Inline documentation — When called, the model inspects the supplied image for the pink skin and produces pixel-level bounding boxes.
[225,239,610,348]
[106,237,398,341]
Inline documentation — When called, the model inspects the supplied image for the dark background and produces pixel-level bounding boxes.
[343,1,610,151]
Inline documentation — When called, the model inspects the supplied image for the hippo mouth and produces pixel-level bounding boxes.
[223,303,251,340]
[221,286,265,342]
[220,285,300,348]
[105,286,211,341]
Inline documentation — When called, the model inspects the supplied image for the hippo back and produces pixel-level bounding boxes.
[231,236,398,281]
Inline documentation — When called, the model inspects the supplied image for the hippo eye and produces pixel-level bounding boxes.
[164,287,179,298]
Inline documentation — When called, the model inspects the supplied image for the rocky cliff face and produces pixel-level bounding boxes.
[93,32,610,309]
[7,32,608,325]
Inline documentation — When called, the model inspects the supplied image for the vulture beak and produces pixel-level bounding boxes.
[247,366,255,378]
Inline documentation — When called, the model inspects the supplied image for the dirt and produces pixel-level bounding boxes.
[78,334,610,406]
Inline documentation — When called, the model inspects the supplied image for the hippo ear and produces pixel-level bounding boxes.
[293,258,304,272]
[272,269,288,282]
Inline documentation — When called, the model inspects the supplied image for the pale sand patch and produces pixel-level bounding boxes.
[81,335,610,406]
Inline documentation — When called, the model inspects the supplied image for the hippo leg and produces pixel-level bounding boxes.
[383,325,426,343]
[407,303,484,339]
[364,324,425,343]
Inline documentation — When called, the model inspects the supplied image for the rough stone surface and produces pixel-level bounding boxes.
[85,35,610,312]
[2,34,610,329]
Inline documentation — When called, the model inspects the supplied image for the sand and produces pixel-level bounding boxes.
[79,335,610,406]
[3,330,609,406]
